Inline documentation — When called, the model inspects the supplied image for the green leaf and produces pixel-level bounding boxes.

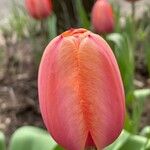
[141,126,150,138]
[124,16,135,45]
[128,89,150,134]
[76,0,90,29]
[105,130,130,150]
[144,34,150,76]
[0,132,5,150]
[105,130,150,150]
[120,135,150,150]
[113,4,122,33]
[47,13,57,40]
[106,33,124,49]
[134,89,150,101]
[9,126,63,150]
[106,33,134,101]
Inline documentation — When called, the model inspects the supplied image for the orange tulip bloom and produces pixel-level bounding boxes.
[25,0,52,19]
[38,28,125,150]
[91,0,114,34]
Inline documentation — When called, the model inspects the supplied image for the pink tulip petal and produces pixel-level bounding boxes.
[38,36,63,129]
[38,29,125,150]
[78,33,125,149]
[39,36,89,150]
[25,0,52,19]
[92,0,114,33]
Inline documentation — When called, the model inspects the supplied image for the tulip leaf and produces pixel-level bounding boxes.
[130,89,150,134]
[120,135,150,150]
[105,130,150,150]
[105,130,130,150]
[134,89,150,101]
[106,33,134,101]
[144,33,150,76]
[140,126,150,138]
[0,132,6,150]
[7,126,150,150]
[47,13,57,40]
[76,0,90,29]
[9,126,63,150]
[54,145,64,150]
[113,4,122,33]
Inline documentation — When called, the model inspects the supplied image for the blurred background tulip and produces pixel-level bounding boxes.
[25,0,52,19]
[38,28,125,150]
[91,0,114,34]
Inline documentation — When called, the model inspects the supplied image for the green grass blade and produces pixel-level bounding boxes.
[9,126,63,150]
[76,0,90,29]
[47,13,57,41]
[0,132,5,150]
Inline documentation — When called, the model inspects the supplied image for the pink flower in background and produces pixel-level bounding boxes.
[38,28,125,150]
[92,0,115,34]
[25,0,52,19]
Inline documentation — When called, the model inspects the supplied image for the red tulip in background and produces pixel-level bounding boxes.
[38,28,125,150]
[92,0,114,34]
[25,0,52,19]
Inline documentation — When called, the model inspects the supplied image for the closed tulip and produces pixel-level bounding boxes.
[25,0,52,19]
[38,28,125,150]
[92,0,114,34]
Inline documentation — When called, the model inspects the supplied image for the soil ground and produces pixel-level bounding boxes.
[0,37,44,140]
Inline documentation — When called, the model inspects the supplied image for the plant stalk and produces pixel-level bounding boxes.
[85,148,97,150]
[131,2,135,21]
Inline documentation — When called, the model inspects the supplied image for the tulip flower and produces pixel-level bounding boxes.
[38,28,125,150]
[91,0,114,34]
[25,0,52,19]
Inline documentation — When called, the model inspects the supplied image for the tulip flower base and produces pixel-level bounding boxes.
[38,28,125,149]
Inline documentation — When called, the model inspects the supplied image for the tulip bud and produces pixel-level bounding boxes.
[25,0,52,19]
[38,28,125,150]
[91,0,114,34]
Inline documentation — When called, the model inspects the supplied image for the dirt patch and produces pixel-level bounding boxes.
[0,35,46,142]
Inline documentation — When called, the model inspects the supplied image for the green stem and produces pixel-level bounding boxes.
[131,2,135,21]
[40,19,49,42]
[85,148,97,150]
[143,138,150,150]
